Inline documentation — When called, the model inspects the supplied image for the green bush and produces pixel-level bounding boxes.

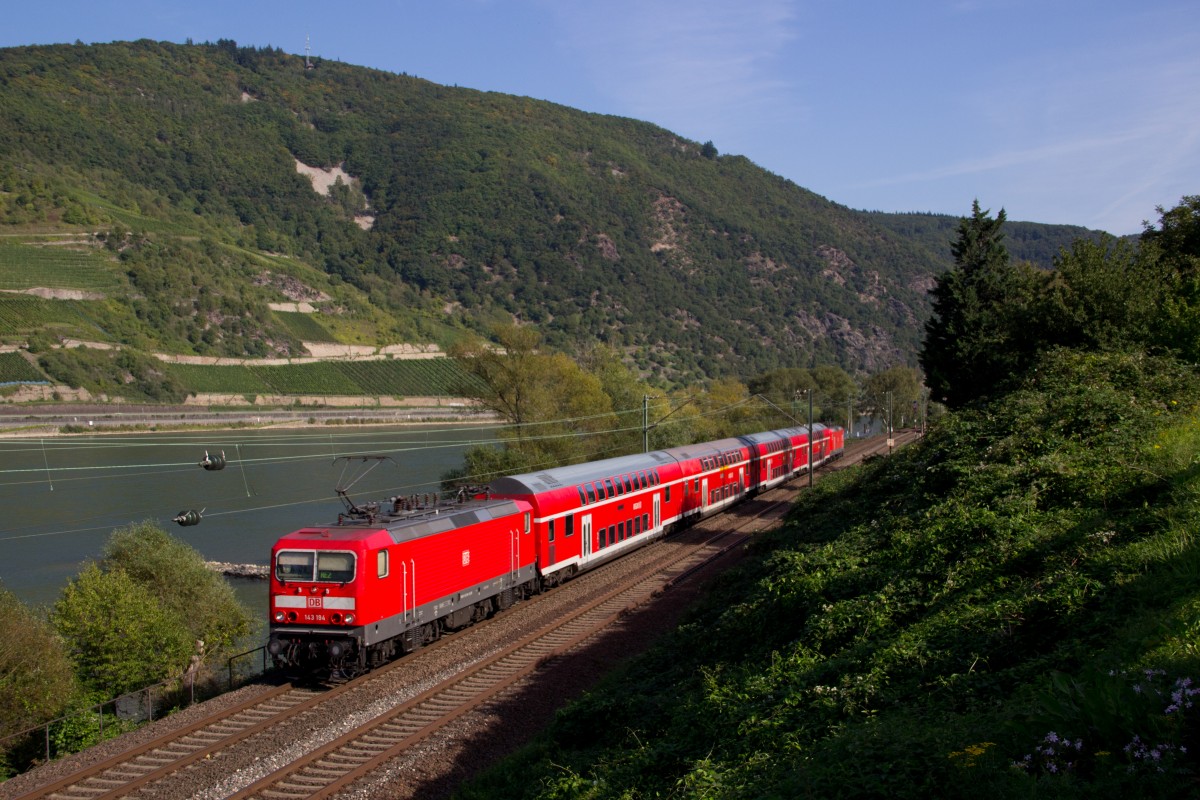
[102,521,254,662]
[0,586,77,740]
[50,563,193,697]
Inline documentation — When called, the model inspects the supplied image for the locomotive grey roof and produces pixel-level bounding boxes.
[382,498,523,544]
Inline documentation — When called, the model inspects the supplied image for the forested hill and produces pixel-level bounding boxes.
[0,39,1098,382]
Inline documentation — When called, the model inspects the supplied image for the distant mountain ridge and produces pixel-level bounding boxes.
[0,39,1103,383]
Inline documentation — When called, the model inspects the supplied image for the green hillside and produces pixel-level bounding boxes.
[461,348,1200,799]
[0,40,1097,385]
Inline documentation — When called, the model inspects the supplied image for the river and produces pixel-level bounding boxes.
[0,423,494,609]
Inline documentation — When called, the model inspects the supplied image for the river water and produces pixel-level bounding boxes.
[0,423,494,609]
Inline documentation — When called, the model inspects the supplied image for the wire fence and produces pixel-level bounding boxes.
[0,646,268,778]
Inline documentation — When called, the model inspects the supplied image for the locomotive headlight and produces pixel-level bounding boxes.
[274,611,285,622]
[344,613,355,625]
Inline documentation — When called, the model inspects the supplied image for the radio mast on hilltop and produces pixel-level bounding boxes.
[305,35,314,70]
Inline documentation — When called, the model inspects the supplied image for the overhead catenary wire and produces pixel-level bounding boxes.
[0,394,794,543]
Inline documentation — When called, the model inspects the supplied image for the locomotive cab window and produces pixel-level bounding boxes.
[277,550,356,583]
[377,549,389,579]
[317,552,355,582]
[276,551,314,582]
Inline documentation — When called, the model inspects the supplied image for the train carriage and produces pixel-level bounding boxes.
[658,437,752,522]
[490,450,681,585]
[739,428,801,492]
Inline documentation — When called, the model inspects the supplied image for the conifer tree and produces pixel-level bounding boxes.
[920,201,1038,408]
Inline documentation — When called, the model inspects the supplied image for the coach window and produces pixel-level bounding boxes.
[565,515,575,537]
[605,478,616,497]
[634,516,642,534]
[600,526,607,548]
[622,475,633,493]
[652,469,660,485]
[617,521,625,541]
[643,512,649,530]
[578,487,587,506]
[548,519,556,542]
[586,483,597,504]
[377,549,389,579]
[665,484,671,502]
[594,480,605,500]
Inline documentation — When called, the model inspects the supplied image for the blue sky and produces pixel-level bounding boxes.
[2,1,1196,235]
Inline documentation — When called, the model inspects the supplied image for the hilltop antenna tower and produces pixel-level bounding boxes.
[305,35,313,70]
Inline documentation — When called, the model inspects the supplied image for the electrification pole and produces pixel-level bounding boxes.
[808,389,814,487]
[643,395,649,453]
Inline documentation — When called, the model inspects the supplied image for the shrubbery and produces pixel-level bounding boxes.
[0,522,255,779]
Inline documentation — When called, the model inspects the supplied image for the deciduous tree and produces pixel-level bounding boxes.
[51,564,193,697]
[102,521,254,662]
[862,366,921,431]
[0,586,77,739]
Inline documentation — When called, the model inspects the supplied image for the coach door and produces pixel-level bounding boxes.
[653,494,661,531]
[581,514,592,562]
[701,477,709,511]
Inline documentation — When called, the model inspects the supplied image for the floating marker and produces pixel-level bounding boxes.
[173,509,203,526]
[199,450,227,471]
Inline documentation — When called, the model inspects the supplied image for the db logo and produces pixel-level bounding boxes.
[462,550,471,566]
[306,597,323,608]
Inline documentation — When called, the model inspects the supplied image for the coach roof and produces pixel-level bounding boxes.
[490,449,677,495]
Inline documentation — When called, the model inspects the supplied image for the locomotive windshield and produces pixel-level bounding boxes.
[275,550,356,583]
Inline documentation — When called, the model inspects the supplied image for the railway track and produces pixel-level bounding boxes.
[9,431,914,800]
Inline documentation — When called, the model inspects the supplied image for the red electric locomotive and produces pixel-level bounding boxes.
[267,491,536,677]
[267,425,844,677]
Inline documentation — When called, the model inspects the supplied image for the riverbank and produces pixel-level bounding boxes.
[0,401,497,437]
